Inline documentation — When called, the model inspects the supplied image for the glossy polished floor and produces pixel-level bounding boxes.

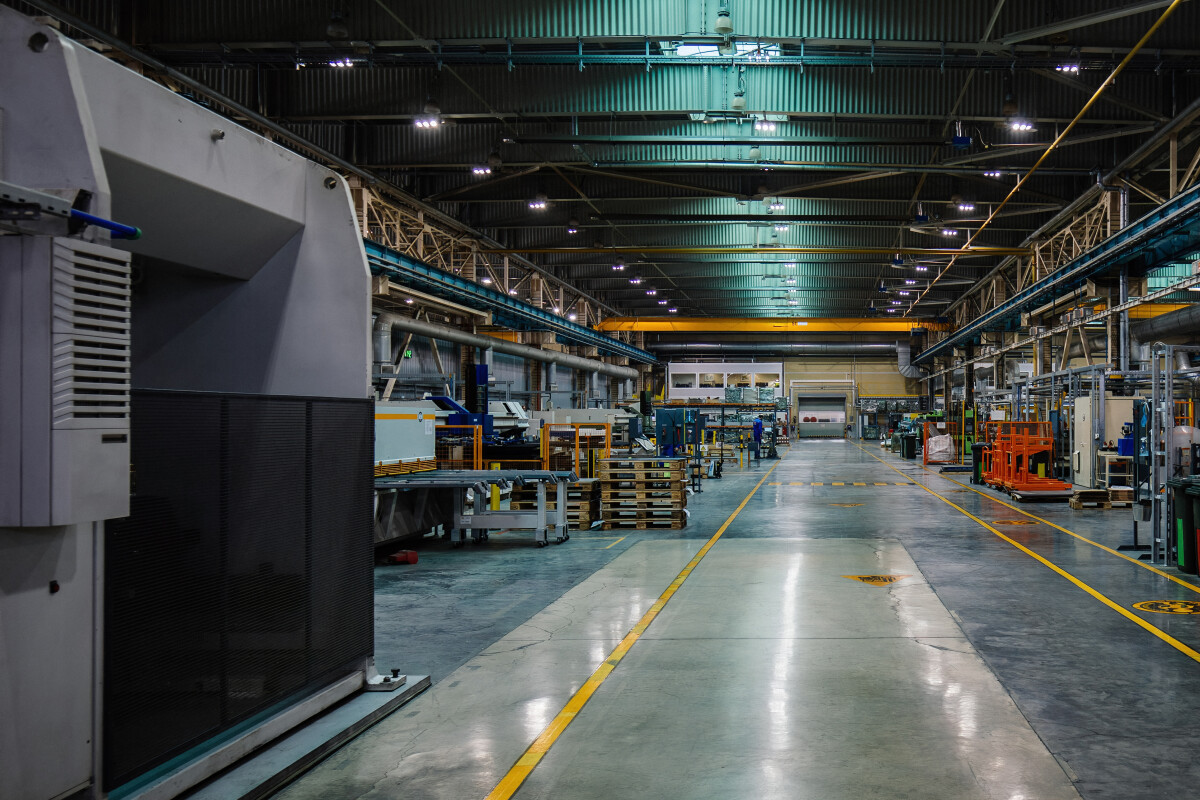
[278,441,1200,800]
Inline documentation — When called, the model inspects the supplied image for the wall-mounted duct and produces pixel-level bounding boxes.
[373,313,638,381]
[896,341,925,379]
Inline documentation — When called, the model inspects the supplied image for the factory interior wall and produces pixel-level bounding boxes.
[783,357,918,397]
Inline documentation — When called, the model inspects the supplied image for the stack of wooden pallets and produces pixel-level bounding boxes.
[599,457,688,529]
[1070,488,1112,510]
[1108,486,1134,508]
[510,479,599,529]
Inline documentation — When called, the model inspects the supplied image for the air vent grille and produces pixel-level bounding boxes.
[51,240,131,426]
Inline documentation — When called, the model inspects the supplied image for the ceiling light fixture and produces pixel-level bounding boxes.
[941,228,959,237]
[528,193,549,210]
[774,223,789,232]
[754,119,777,132]
[612,262,626,271]
[646,289,657,296]
[404,298,414,304]
[668,307,678,313]
[1056,63,1080,74]
[904,279,916,285]
[714,5,734,36]
[568,313,577,321]
[480,276,492,284]
[770,200,785,212]
[414,97,442,128]
[629,277,643,284]
[984,170,1003,178]
[914,265,929,272]
[957,202,975,212]
[326,10,350,40]
[508,289,518,295]
[658,299,669,305]
[887,308,898,313]
[472,165,491,176]
[328,59,354,68]
[1010,120,1034,132]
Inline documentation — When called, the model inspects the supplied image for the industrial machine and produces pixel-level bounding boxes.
[1073,394,1136,488]
[655,407,705,457]
[1,11,414,800]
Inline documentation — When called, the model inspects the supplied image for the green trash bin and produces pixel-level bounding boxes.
[1183,484,1200,575]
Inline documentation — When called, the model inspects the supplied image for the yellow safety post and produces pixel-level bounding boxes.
[490,461,501,510]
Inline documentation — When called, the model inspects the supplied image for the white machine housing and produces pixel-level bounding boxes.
[1073,394,1136,487]
[375,401,448,465]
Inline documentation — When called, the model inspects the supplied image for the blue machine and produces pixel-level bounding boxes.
[429,395,494,436]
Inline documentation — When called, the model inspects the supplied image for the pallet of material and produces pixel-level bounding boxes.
[1107,486,1134,507]
[1070,489,1112,510]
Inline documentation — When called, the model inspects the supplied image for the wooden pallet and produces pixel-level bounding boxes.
[374,459,437,477]
[602,511,687,522]
[599,457,687,469]
[602,518,687,530]
[1070,489,1112,510]
[603,500,686,512]
[601,489,687,500]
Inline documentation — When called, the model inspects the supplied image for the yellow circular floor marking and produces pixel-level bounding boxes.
[1133,600,1200,615]
[843,574,911,586]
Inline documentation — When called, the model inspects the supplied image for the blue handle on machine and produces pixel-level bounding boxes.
[70,208,142,240]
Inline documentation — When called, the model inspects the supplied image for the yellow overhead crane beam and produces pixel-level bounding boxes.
[595,317,950,333]
[482,246,1030,257]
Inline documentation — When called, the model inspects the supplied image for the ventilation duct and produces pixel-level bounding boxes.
[373,313,638,381]
[1131,304,1200,345]
[896,341,926,379]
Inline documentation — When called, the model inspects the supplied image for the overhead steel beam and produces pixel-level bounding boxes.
[915,180,1200,365]
[484,246,1030,256]
[592,161,1093,176]
[597,317,949,333]
[517,135,949,147]
[997,1,1184,45]
[364,240,656,363]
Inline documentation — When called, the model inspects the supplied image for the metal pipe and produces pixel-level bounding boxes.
[375,313,638,381]
[1132,303,1200,344]
[372,315,391,364]
[1119,266,1130,371]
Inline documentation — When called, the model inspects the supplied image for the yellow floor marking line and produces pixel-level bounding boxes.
[852,443,1200,665]
[484,456,785,800]
[603,536,627,549]
[914,458,1200,597]
[853,482,867,486]
[832,481,845,486]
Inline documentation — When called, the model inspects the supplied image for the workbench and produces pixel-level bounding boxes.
[375,470,577,547]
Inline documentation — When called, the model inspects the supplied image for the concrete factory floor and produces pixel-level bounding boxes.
[277,441,1200,800]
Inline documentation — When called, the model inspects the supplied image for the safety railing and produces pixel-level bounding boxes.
[544,423,611,479]
[434,424,482,471]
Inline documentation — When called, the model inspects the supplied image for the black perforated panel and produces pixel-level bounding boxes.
[104,391,373,790]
